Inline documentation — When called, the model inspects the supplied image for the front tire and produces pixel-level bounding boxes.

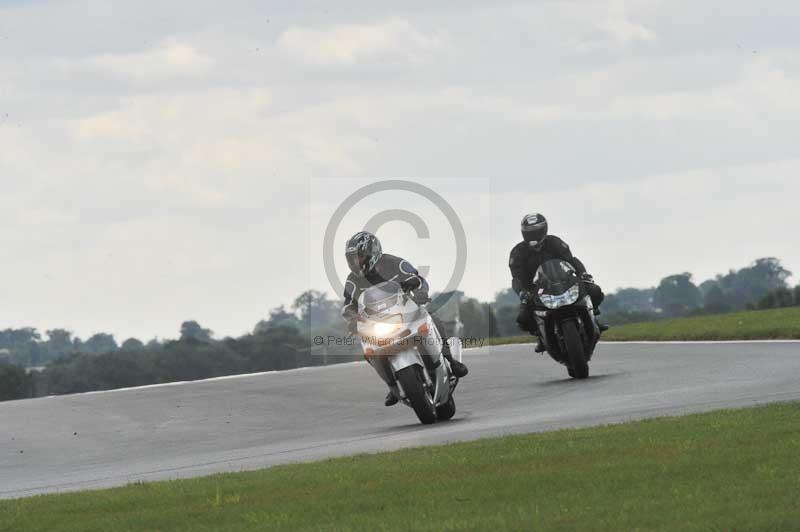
[396,366,437,425]
[562,320,589,379]
[436,395,456,421]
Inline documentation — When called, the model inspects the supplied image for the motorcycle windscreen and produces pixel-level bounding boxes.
[533,259,579,296]
[361,281,403,316]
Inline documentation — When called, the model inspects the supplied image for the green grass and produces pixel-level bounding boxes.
[2,403,799,532]
[484,334,540,347]
[603,307,800,341]
[486,307,800,346]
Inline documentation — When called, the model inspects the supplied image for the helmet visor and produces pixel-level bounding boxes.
[522,226,547,245]
[347,252,369,275]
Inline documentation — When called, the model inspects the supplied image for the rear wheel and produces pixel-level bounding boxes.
[396,366,437,425]
[436,395,456,421]
[562,320,589,379]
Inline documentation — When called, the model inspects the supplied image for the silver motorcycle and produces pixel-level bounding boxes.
[357,281,461,425]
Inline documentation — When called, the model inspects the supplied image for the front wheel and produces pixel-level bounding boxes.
[396,366,437,425]
[436,395,456,421]
[562,320,589,379]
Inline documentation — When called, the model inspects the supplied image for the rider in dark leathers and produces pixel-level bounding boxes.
[510,214,605,352]
[342,231,469,406]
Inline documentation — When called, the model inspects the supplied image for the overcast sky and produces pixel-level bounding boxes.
[2,0,799,341]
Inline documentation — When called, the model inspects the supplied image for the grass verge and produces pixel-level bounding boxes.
[2,403,799,531]
[485,306,800,347]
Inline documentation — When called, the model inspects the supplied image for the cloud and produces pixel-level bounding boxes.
[69,41,214,82]
[69,86,369,183]
[595,16,657,46]
[278,18,449,65]
[549,0,658,52]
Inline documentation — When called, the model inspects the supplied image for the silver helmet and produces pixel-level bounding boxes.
[345,231,383,276]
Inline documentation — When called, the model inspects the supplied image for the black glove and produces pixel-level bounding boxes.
[580,273,595,283]
[400,277,423,293]
[411,290,430,306]
[519,290,532,305]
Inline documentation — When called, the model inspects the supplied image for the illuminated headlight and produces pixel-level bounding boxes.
[539,285,580,309]
[372,315,403,337]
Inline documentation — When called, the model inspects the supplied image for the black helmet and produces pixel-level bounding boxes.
[521,213,548,249]
[345,231,382,277]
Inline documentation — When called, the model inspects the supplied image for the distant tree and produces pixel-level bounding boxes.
[82,333,118,355]
[493,288,519,309]
[757,286,794,310]
[146,338,163,350]
[121,338,145,351]
[227,325,309,372]
[795,286,800,306]
[42,350,158,395]
[72,337,84,353]
[702,284,730,314]
[180,321,213,343]
[603,288,657,314]
[0,328,43,366]
[253,320,270,336]
[292,290,339,330]
[698,279,718,298]
[0,362,32,401]
[0,328,41,348]
[757,291,777,310]
[254,306,300,334]
[775,287,794,307]
[494,304,521,337]
[482,303,498,337]
[45,329,74,357]
[156,340,245,381]
[460,298,495,338]
[713,258,791,310]
[654,273,702,316]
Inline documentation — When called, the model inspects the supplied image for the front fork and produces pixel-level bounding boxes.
[536,313,587,363]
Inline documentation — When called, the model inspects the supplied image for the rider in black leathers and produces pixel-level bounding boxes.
[510,214,605,352]
[342,231,469,406]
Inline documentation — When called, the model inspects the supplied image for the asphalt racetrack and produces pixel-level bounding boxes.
[2,341,799,499]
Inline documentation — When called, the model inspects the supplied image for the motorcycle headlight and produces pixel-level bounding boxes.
[372,315,403,338]
[539,284,581,309]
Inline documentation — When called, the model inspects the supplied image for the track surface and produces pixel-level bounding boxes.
[2,342,799,499]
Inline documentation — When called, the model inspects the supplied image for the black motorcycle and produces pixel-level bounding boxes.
[531,259,602,379]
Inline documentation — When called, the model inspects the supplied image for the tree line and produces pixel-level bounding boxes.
[600,257,794,323]
[0,291,358,402]
[487,257,795,333]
